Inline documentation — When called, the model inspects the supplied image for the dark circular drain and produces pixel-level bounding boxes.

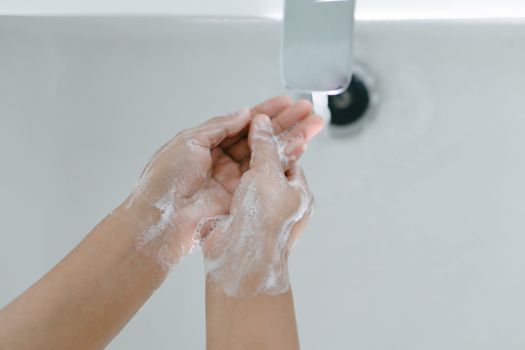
[328,74,370,127]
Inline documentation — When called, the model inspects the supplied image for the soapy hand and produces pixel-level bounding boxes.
[202,114,314,297]
[0,99,324,350]
[122,97,323,271]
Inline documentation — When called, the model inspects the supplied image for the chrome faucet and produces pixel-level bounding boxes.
[281,0,356,94]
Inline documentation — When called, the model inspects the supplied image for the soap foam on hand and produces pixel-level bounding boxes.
[121,100,321,287]
[123,108,253,273]
[200,115,314,298]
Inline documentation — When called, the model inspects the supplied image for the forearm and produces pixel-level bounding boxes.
[205,277,300,350]
[0,201,171,349]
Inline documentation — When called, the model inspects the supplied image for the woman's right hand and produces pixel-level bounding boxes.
[122,97,323,272]
[202,114,314,297]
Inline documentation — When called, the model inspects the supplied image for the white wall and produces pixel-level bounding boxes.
[0,0,525,19]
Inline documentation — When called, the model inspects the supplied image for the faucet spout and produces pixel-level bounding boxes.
[281,0,356,94]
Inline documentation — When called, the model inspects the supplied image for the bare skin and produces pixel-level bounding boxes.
[206,283,300,350]
[204,115,313,350]
[0,97,323,350]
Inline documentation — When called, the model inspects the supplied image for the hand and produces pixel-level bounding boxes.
[122,97,324,270]
[0,98,323,350]
[202,114,314,297]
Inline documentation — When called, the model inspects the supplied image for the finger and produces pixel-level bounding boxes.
[249,114,283,172]
[224,100,313,162]
[287,164,312,192]
[285,164,314,249]
[278,115,326,167]
[272,99,313,134]
[211,148,242,194]
[187,108,251,149]
[281,137,307,167]
[281,114,325,142]
[239,158,250,174]
[227,113,325,168]
[220,96,293,149]
[287,163,305,183]
[210,147,222,164]
[223,138,248,163]
[252,95,294,118]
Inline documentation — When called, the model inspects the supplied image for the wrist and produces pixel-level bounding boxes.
[113,199,186,282]
[204,226,292,297]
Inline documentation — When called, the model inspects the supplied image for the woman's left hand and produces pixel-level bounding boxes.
[122,96,324,269]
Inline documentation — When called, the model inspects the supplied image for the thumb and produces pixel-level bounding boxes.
[248,114,284,172]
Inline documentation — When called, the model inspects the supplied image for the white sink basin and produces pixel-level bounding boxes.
[1,16,525,349]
